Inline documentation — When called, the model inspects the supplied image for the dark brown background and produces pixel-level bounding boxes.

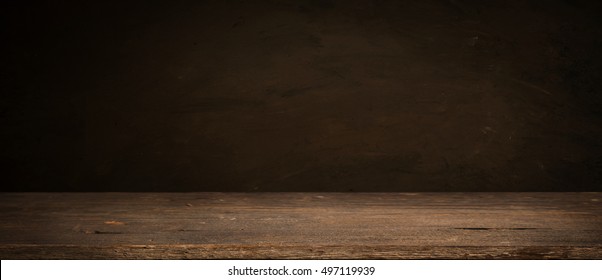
[2,0,602,191]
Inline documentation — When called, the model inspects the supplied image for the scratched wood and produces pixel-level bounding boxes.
[0,193,600,259]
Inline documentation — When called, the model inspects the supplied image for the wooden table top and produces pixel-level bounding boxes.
[0,192,600,259]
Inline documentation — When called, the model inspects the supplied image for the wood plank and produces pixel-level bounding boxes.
[0,193,601,259]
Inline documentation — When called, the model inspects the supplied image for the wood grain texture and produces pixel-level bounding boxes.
[0,193,601,259]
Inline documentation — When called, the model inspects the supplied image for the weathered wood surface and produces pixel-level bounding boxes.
[0,193,601,259]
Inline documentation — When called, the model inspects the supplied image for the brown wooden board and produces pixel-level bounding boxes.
[0,193,601,259]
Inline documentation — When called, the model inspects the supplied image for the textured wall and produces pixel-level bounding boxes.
[2,0,602,191]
